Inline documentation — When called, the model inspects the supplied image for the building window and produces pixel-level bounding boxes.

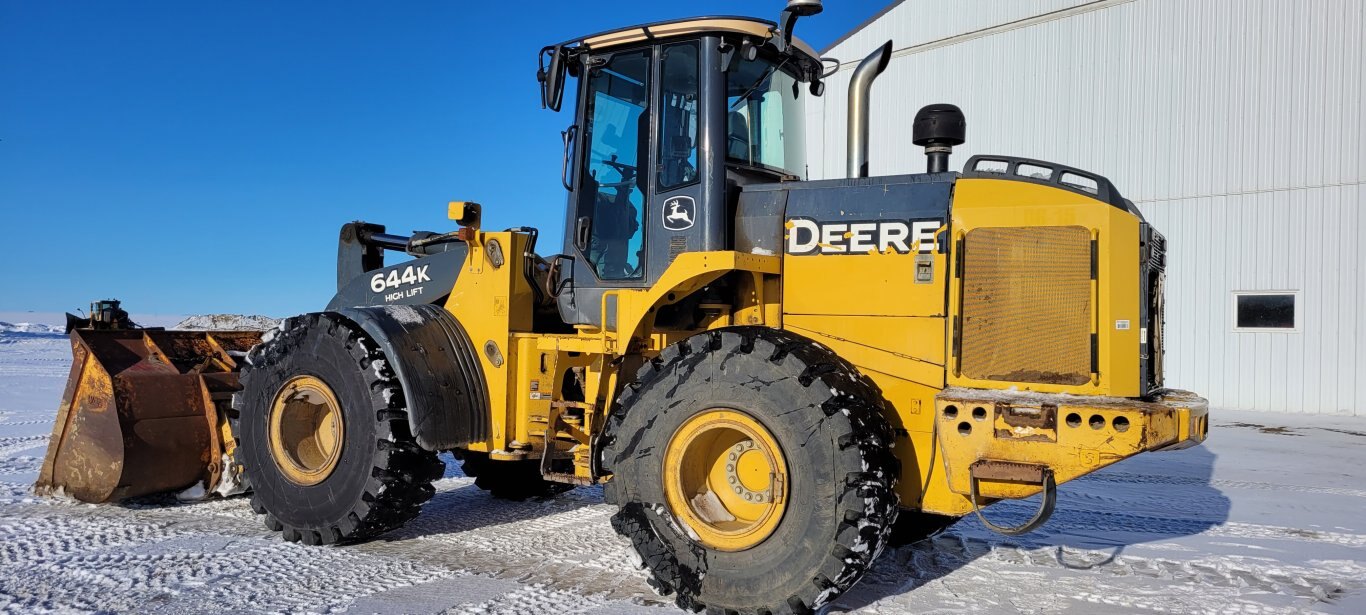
[1232,291,1299,331]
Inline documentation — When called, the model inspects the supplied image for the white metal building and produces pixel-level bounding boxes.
[808,0,1365,415]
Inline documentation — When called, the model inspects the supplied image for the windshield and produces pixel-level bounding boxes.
[726,56,807,178]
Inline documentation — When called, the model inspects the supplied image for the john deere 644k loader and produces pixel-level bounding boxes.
[37,2,1207,612]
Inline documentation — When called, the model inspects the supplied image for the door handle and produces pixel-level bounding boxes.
[574,216,591,250]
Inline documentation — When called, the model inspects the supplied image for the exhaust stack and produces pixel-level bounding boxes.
[846,40,893,178]
[912,104,967,173]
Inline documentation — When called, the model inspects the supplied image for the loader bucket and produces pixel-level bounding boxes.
[34,329,262,503]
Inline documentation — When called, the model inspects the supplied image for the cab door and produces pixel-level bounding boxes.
[557,46,653,328]
[648,41,706,280]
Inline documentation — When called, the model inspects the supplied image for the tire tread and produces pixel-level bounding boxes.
[601,327,900,614]
[232,312,443,544]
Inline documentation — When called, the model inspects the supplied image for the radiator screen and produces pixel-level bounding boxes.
[960,226,1093,385]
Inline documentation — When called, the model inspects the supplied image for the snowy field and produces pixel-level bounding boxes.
[1,322,1364,614]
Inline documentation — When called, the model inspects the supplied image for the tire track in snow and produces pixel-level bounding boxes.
[0,419,52,427]
[0,363,68,377]
[0,514,197,567]
[444,583,609,615]
[367,481,659,602]
[0,435,49,457]
[975,499,1366,548]
[1076,470,1366,499]
[77,477,662,605]
[0,456,39,476]
[0,512,457,614]
[848,531,1364,612]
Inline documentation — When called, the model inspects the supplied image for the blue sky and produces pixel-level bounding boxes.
[0,1,884,316]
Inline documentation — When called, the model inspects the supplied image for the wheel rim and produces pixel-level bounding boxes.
[663,409,788,551]
[268,375,345,486]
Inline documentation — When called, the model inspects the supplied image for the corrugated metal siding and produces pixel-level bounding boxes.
[825,0,1097,57]
[809,0,1366,414]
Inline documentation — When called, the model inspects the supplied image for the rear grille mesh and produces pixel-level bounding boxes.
[960,226,1093,385]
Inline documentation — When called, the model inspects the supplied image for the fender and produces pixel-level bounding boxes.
[335,304,489,451]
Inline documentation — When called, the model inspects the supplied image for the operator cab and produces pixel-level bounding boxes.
[538,10,824,327]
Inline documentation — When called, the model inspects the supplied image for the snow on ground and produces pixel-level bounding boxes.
[173,314,280,331]
[1,326,1363,614]
[0,322,63,335]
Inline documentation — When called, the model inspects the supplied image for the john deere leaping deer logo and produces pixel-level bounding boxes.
[662,196,695,231]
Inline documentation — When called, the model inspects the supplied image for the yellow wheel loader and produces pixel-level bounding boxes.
[37,2,1208,612]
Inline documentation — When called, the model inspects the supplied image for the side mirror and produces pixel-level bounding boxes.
[539,45,568,112]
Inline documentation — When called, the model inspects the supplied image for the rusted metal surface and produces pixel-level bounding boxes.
[969,460,1048,484]
[33,329,261,503]
[932,386,1209,510]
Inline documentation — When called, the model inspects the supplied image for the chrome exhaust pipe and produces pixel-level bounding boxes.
[847,40,893,178]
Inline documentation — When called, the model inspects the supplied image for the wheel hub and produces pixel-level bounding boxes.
[268,375,345,486]
[663,409,788,551]
[726,441,773,503]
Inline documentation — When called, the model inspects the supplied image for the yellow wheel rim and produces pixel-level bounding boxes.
[663,409,788,552]
[268,375,345,486]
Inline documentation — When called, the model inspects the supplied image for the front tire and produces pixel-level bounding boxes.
[232,313,444,544]
[602,328,900,614]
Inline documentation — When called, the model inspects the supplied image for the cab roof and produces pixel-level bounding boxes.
[555,16,821,65]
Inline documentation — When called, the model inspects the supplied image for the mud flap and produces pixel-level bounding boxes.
[34,329,261,503]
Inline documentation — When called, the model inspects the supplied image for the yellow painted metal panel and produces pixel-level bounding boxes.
[784,314,945,383]
[783,251,947,317]
[444,231,536,451]
[948,178,1142,397]
[851,371,950,511]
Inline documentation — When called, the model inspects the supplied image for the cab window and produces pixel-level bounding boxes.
[726,56,807,178]
[578,48,650,280]
[658,42,699,190]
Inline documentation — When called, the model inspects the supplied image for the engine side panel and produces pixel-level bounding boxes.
[739,173,955,510]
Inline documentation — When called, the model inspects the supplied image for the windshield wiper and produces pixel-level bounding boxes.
[729,58,790,111]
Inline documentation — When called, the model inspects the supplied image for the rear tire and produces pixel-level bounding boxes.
[601,327,900,614]
[232,313,444,544]
[454,450,574,500]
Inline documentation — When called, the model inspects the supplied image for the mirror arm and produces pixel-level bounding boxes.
[778,9,798,47]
